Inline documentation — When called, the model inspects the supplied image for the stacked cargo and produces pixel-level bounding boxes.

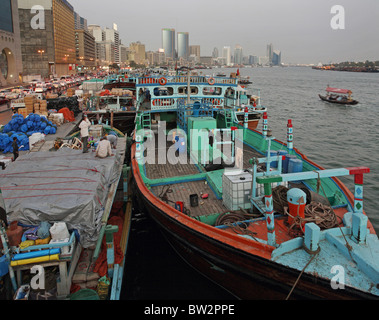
[24,95,36,114]
[67,88,75,97]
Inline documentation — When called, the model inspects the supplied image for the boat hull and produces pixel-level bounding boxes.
[131,163,376,300]
[103,81,136,90]
[319,94,359,105]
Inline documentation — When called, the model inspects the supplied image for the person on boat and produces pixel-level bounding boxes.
[106,133,118,149]
[79,114,91,153]
[96,136,113,158]
[12,137,19,161]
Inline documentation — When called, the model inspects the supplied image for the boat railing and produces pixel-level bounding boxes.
[137,76,238,85]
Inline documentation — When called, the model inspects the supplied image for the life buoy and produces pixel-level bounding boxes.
[208,77,215,85]
[159,77,167,85]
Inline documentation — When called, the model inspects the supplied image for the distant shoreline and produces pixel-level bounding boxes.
[312,66,379,73]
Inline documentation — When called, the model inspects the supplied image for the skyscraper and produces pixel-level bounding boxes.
[272,50,281,66]
[177,32,189,60]
[212,47,219,58]
[267,43,273,64]
[104,24,120,64]
[234,45,243,65]
[222,46,231,66]
[162,28,175,59]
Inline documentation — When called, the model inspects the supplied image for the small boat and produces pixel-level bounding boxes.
[238,76,252,85]
[319,87,359,105]
[131,82,378,299]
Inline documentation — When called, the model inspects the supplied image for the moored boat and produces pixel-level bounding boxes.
[319,87,359,105]
[131,85,378,299]
[135,70,266,131]
[0,119,132,300]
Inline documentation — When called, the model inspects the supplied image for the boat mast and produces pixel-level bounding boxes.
[187,65,190,104]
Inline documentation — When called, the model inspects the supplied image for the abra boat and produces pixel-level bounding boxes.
[135,71,266,130]
[131,79,378,299]
[238,76,252,85]
[319,87,359,105]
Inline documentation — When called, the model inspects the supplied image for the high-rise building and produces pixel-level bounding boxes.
[129,41,146,65]
[104,25,120,64]
[0,0,23,86]
[75,29,95,71]
[222,46,231,66]
[267,43,273,64]
[177,32,189,60]
[162,28,175,59]
[272,50,281,66]
[234,45,243,65]
[88,24,104,42]
[74,12,87,31]
[212,47,219,58]
[88,24,106,66]
[189,45,200,58]
[18,0,76,77]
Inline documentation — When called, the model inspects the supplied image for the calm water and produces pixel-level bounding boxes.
[122,66,379,300]
[229,66,379,232]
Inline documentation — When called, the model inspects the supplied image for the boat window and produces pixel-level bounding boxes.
[203,87,222,95]
[153,87,174,96]
[177,86,199,95]
[225,87,235,97]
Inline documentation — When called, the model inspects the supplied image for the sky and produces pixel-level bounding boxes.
[69,0,379,64]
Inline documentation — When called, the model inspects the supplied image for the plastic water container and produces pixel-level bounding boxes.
[283,154,297,173]
[288,158,303,182]
[266,151,278,168]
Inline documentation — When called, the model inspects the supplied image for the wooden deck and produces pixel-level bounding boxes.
[144,139,200,179]
[144,138,265,220]
[150,180,226,218]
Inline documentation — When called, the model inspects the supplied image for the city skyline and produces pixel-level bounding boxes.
[69,0,379,65]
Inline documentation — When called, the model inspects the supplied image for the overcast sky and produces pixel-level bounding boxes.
[69,0,379,64]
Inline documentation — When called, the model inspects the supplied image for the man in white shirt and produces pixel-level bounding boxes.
[96,137,113,158]
[79,114,91,153]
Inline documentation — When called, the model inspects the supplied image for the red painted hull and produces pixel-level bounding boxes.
[131,149,376,299]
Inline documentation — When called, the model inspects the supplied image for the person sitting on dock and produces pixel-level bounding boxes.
[106,133,118,149]
[12,137,19,161]
[79,114,91,153]
[96,136,113,158]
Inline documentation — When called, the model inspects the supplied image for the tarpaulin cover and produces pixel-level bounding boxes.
[326,87,352,94]
[0,148,122,248]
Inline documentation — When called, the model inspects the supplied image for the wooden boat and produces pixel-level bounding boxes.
[238,76,252,85]
[0,120,132,300]
[319,87,359,105]
[135,72,266,131]
[131,82,379,299]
